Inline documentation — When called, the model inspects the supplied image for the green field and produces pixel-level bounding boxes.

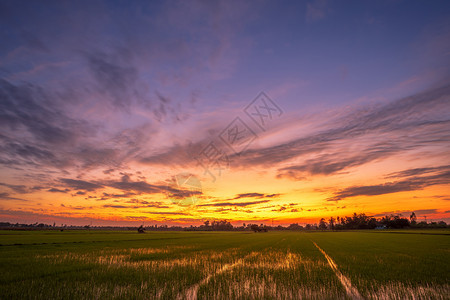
[1,230,449,299]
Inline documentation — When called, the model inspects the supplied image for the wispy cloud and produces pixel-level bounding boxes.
[60,179,102,192]
[197,200,270,207]
[0,192,27,202]
[237,84,450,178]
[0,182,28,193]
[328,166,450,201]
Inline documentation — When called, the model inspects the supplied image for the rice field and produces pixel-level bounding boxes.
[0,230,449,299]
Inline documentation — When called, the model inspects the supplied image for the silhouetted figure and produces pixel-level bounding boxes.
[138,225,145,233]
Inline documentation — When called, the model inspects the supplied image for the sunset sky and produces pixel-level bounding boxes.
[1,0,449,226]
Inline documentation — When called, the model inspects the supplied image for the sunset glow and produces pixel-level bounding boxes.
[1,0,449,226]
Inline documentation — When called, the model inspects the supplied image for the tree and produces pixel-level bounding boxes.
[211,220,233,231]
[410,212,417,225]
[250,224,260,232]
[319,218,327,230]
[328,217,335,230]
[250,224,268,232]
[380,215,410,229]
[288,223,303,230]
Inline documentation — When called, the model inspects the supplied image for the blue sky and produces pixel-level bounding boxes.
[2,0,449,108]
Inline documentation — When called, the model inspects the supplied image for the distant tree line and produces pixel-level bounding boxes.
[1,212,448,231]
[314,213,448,230]
[0,222,147,231]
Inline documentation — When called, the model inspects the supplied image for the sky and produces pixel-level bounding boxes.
[0,0,449,226]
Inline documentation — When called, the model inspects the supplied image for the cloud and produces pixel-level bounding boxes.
[0,79,85,145]
[59,177,156,194]
[198,200,270,207]
[386,165,450,179]
[106,180,161,194]
[142,211,189,215]
[166,187,202,200]
[48,188,69,193]
[86,51,139,110]
[103,204,128,209]
[102,192,136,199]
[277,145,400,177]
[0,141,59,168]
[230,193,280,201]
[135,83,449,183]
[266,193,281,198]
[60,178,102,192]
[0,74,177,175]
[60,204,92,210]
[147,80,450,177]
[233,83,450,178]
[0,79,105,170]
[328,166,450,201]
[138,140,206,167]
[124,199,169,208]
[233,193,265,199]
[103,201,171,209]
[0,182,28,193]
[0,192,27,201]
[59,175,202,200]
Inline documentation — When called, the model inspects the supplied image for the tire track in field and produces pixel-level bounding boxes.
[312,242,363,300]
[178,252,256,300]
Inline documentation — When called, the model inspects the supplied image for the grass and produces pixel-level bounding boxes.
[0,230,449,299]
